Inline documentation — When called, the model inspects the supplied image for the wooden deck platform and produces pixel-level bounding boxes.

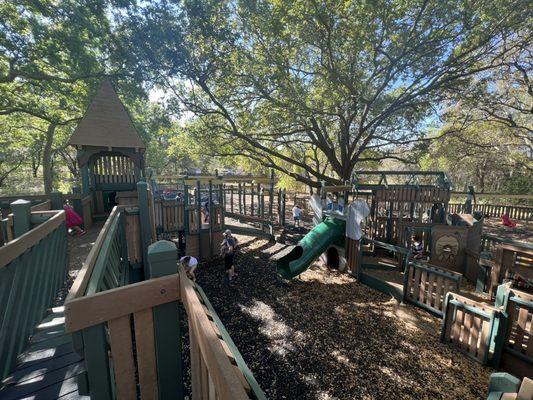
[0,307,86,400]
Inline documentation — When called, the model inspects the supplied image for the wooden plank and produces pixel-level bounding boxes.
[65,274,179,332]
[419,269,427,304]
[108,316,137,400]
[0,211,65,269]
[478,318,491,362]
[470,315,480,358]
[67,206,122,300]
[413,267,421,301]
[461,312,472,351]
[426,271,435,308]
[451,307,464,342]
[514,307,530,352]
[180,271,250,399]
[435,275,443,312]
[134,309,159,400]
[0,362,84,400]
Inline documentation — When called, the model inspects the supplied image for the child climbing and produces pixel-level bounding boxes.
[179,255,198,281]
[221,229,238,283]
[411,234,424,260]
[63,202,85,236]
[292,204,302,227]
[502,213,517,228]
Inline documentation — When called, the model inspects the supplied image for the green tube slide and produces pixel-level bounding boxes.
[277,217,346,279]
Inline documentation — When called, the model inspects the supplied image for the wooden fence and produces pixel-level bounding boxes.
[0,210,68,380]
[403,262,462,317]
[489,242,533,298]
[498,288,533,378]
[441,292,500,364]
[448,202,533,221]
[65,222,265,399]
[153,199,185,233]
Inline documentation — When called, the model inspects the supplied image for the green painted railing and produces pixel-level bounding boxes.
[0,208,68,380]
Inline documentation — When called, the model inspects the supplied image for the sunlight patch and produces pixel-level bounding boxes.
[239,300,303,356]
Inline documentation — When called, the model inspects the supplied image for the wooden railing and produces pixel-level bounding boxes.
[65,239,265,399]
[497,288,533,378]
[81,195,93,230]
[67,206,132,300]
[448,202,533,220]
[0,210,68,380]
[488,241,533,298]
[441,293,500,365]
[404,262,462,317]
[153,198,185,233]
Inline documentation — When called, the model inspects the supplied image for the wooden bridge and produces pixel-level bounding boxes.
[0,187,266,399]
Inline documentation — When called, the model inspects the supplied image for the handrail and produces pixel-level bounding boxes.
[67,206,122,300]
[0,210,65,269]
[179,269,253,399]
[195,283,267,400]
[362,236,411,256]
[0,209,68,380]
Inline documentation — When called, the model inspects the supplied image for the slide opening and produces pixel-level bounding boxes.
[284,245,304,263]
[326,247,340,269]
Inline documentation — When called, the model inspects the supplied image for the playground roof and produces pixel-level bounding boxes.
[68,79,145,150]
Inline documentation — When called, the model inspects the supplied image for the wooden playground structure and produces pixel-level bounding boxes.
[316,171,533,379]
[0,79,531,399]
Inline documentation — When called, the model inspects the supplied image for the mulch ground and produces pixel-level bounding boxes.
[195,234,492,400]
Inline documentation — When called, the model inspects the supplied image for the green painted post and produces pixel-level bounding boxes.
[138,181,152,279]
[50,191,63,210]
[208,180,213,257]
[196,180,202,256]
[80,162,91,196]
[277,188,282,224]
[147,240,183,399]
[238,183,242,214]
[72,187,84,227]
[183,184,190,235]
[281,189,287,225]
[11,199,31,238]
[83,324,114,399]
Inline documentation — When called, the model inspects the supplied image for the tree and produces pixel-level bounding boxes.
[122,0,531,187]
[0,0,120,192]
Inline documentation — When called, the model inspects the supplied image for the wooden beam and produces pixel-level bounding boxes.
[64,274,180,332]
[0,210,65,269]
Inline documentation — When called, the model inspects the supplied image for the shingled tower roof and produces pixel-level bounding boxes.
[68,79,145,149]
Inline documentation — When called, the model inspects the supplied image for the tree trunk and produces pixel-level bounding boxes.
[42,122,57,194]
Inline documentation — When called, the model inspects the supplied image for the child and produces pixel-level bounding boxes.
[411,234,424,260]
[179,255,198,281]
[221,229,238,282]
[292,204,302,227]
[63,202,85,236]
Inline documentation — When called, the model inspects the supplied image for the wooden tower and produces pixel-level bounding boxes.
[69,79,145,215]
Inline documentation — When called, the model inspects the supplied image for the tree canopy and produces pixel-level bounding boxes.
[0,0,531,194]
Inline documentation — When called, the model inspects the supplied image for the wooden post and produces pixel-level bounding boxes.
[196,180,202,257]
[250,183,254,216]
[11,199,31,238]
[208,180,213,257]
[147,240,183,399]
[230,186,234,213]
[243,183,247,215]
[269,170,274,219]
[281,188,286,225]
[138,181,152,278]
[277,188,282,224]
[238,183,242,214]
[260,187,265,219]
[72,186,84,227]
[50,191,63,210]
